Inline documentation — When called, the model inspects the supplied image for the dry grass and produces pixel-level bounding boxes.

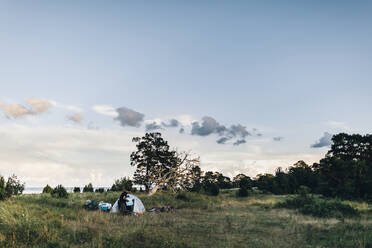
[0,191,371,247]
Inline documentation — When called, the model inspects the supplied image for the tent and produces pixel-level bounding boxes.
[110,194,146,215]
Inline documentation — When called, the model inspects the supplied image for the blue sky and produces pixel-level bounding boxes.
[0,1,371,186]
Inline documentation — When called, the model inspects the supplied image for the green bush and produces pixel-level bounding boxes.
[5,174,25,197]
[110,177,133,191]
[83,183,94,192]
[236,187,249,197]
[42,184,53,194]
[73,187,81,193]
[0,174,25,200]
[95,187,105,193]
[276,193,359,218]
[276,194,314,209]
[301,199,359,218]
[175,191,190,201]
[0,176,6,200]
[51,185,68,198]
[298,185,311,196]
[203,182,219,196]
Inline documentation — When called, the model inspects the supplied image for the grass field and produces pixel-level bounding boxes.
[0,190,371,248]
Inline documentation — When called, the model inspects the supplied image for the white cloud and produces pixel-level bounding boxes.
[92,105,118,117]
[176,114,195,126]
[0,98,52,118]
[50,101,84,112]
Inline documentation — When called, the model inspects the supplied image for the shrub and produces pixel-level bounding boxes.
[51,185,68,198]
[95,188,105,193]
[203,182,219,196]
[110,177,133,192]
[42,184,53,194]
[300,199,359,218]
[5,174,25,197]
[298,185,311,196]
[73,187,81,193]
[0,174,25,200]
[236,187,249,197]
[83,183,94,192]
[0,176,6,200]
[175,191,190,201]
[276,193,359,218]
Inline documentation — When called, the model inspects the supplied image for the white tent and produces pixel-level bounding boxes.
[110,194,146,214]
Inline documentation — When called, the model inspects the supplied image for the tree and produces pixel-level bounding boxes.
[149,151,200,195]
[201,171,221,196]
[42,184,53,194]
[254,174,275,193]
[110,177,133,192]
[287,161,317,194]
[233,174,252,189]
[51,185,68,198]
[95,188,105,193]
[313,133,372,199]
[216,172,232,189]
[73,187,81,193]
[0,174,25,200]
[0,176,6,200]
[184,166,203,192]
[5,174,25,197]
[83,183,94,192]
[130,132,200,195]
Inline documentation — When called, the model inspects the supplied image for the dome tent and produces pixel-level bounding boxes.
[110,193,146,215]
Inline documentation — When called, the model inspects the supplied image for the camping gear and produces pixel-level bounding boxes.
[84,200,99,210]
[110,194,146,215]
[98,202,112,212]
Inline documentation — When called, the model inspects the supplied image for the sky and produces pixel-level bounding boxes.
[0,1,371,187]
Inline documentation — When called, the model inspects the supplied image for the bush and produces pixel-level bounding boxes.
[175,191,190,201]
[0,176,6,200]
[0,174,25,200]
[298,185,311,197]
[73,187,81,193]
[51,185,68,198]
[83,183,94,193]
[110,177,133,192]
[42,184,53,194]
[203,183,219,196]
[276,194,314,209]
[300,199,359,218]
[5,174,25,197]
[95,188,105,193]
[276,193,359,218]
[236,187,249,197]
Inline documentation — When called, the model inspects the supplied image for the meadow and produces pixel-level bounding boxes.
[0,190,371,248]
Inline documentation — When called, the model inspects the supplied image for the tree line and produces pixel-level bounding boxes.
[2,132,372,200]
[130,132,372,199]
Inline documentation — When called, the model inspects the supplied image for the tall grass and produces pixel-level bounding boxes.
[0,190,371,247]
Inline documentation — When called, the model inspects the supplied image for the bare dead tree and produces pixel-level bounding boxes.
[148,151,200,196]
